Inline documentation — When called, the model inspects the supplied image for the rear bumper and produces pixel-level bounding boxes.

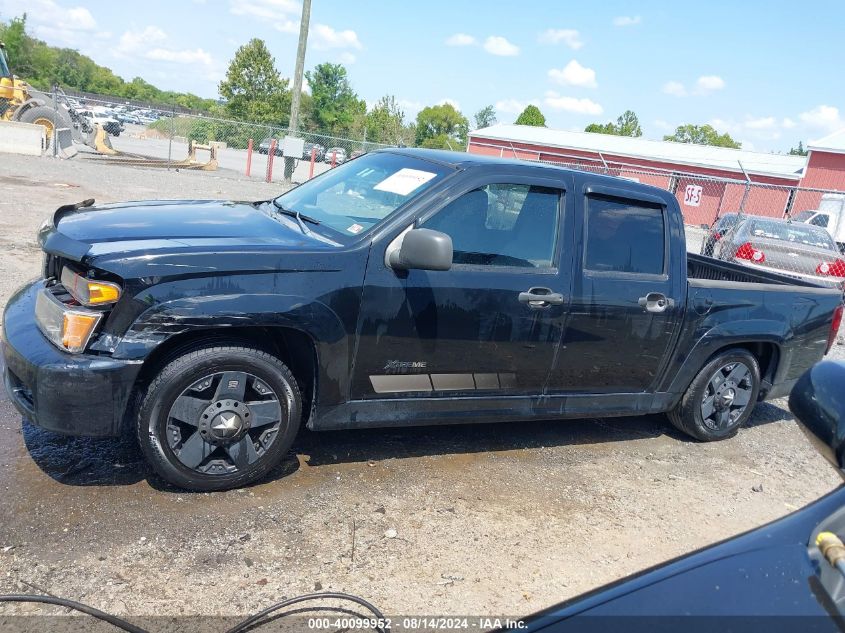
[2,280,142,437]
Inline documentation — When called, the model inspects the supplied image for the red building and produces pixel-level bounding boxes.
[467,125,845,225]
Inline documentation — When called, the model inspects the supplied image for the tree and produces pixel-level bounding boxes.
[306,62,365,136]
[0,15,34,77]
[414,103,469,149]
[365,95,406,145]
[474,105,497,129]
[788,141,808,156]
[515,104,546,127]
[585,110,642,137]
[218,38,290,124]
[663,124,741,149]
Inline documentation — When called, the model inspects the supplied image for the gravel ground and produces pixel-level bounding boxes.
[0,154,843,626]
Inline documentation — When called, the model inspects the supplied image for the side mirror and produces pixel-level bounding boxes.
[387,228,452,271]
[789,360,845,472]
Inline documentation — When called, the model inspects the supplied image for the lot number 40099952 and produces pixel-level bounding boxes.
[684,184,703,207]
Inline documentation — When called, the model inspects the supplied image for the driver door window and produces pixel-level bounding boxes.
[421,184,561,268]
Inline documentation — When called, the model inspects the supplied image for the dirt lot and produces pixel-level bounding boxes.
[0,155,843,625]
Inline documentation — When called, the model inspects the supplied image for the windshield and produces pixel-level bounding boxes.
[747,218,836,249]
[0,47,10,77]
[274,152,452,236]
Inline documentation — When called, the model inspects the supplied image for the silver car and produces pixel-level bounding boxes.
[715,215,845,288]
[324,147,347,164]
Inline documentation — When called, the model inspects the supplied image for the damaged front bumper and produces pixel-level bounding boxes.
[2,280,142,437]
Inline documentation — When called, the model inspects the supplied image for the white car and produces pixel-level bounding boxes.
[324,147,347,164]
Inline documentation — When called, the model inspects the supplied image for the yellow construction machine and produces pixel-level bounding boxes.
[0,42,95,149]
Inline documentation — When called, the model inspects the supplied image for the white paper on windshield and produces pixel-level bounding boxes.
[373,168,437,196]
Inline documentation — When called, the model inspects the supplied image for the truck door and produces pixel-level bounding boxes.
[547,183,683,394]
[350,172,575,400]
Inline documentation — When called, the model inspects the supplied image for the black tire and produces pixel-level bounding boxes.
[137,345,302,491]
[16,105,71,150]
[667,348,761,442]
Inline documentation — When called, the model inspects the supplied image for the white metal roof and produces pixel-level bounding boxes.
[469,124,807,180]
[809,128,845,154]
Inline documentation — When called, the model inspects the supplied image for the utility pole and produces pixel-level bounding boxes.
[284,0,311,183]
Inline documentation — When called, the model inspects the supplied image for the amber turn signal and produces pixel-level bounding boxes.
[61,267,121,306]
[62,312,101,352]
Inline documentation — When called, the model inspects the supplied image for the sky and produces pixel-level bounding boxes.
[2,0,844,152]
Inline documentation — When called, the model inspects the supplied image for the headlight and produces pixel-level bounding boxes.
[61,266,121,306]
[35,288,103,353]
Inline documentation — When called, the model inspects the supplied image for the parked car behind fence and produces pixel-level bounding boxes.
[714,215,845,289]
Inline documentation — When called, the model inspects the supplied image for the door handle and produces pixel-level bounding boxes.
[518,287,565,308]
[638,292,675,313]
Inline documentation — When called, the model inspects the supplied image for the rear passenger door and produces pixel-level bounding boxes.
[547,183,683,394]
[350,171,575,400]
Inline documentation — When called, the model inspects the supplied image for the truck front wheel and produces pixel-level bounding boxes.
[136,345,302,491]
[668,349,761,442]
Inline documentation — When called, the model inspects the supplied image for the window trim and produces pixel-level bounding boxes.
[416,178,567,273]
[582,192,670,280]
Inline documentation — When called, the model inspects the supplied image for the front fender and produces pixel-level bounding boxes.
[110,290,352,407]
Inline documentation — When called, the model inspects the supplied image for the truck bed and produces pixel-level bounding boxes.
[687,253,830,288]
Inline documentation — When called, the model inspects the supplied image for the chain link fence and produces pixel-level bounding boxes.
[68,94,391,183]
[470,140,845,289]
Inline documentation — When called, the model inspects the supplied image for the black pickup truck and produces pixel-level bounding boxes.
[3,149,843,490]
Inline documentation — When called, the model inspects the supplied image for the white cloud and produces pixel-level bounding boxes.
[337,51,357,65]
[695,75,725,94]
[663,75,725,97]
[800,105,843,131]
[115,26,167,56]
[3,0,98,47]
[446,33,477,46]
[537,29,583,49]
[548,60,597,88]
[613,15,642,27]
[662,81,687,97]
[744,116,777,130]
[147,48,214,66]
[495,99,529,114]
[311,23,362,50]
[275,19,299,33]
[653,119,672,131]
[708,118,741,135]
[229,0,300,19]
[782,117,796,129]
[437,98,462,111]
[230,0,302,33]
[114,26,214,71]
[544,91,603,115]
[483,36,520,56]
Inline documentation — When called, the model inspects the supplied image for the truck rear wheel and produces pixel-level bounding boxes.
[136,345,302,491]
[668,349,760,441]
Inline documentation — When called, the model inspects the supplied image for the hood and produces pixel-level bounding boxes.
[40,199,344,278]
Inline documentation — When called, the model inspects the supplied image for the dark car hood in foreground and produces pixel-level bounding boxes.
[40,199,344,278]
